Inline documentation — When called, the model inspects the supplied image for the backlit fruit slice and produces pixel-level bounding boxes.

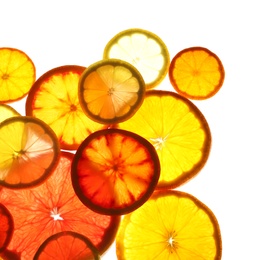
[25,65,106,150]
[71,128,160,215]
[0,104,20,123]
[169,46,225,100]
[116,190,222,260]
[33,231,100,260]
[78,59,145,124]
[0,116,60,189]
[0,47,36,103]
[0,204,14,253]
[118,90,211,189]
[0,152,120,260]
[103,28,170,89]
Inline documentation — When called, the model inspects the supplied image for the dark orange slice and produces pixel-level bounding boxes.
[71,128,160,215]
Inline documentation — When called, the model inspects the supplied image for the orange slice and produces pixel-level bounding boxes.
[71,128,160,215]
[118,90,211,189]
[0,152,120,259]
[0,204,14,253]
[25,65,106,150]
[116,190,222,259]
[0,47,36,103]
[33,231,100,260]
[0,116,60,189]
[0,104,20,123]
[169,46,225,100]
[103,28,170,89]
[78,59,145,124]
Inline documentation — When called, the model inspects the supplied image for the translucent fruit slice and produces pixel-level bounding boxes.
[25,65,106,150]
[71,128,160,215]
[33,231,100,260]
[0,203,14,253]
[0,47,36,103]
[0,116,60,189]
[0,104,20,123]
[116,190,222,260]
[78,59,145,124]
[0,152,120,259]
[118,90,211,189]
[103,28,170,89]
[169,46,225,100]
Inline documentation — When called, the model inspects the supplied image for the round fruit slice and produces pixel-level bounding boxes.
[0,203,14,253]
[0,47,36,103]
[0,152,120,260]
[78,59,145,124]
[25,65,106,150]
[116,190,222,260]
[71,128,160,215]
[169,46,225,100]
[0,116,60,189]
[0,104,20,123]
[118,90,211,189]
[33,231,100,260]
[103,28,170,89]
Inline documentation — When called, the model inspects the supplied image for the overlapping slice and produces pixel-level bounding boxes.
[71,128,160,215]
[118,90,211,189]
[0,104,20,123]
[26,65,106,150]
[0,204,14,253]
[116,190,222,259]
[0,116,60,189]
[0,152,119,259]
[169,47,225,100]
[78,59,145,124]
[0,47,36,103]
[33,231,100,260]
[103,28,170,89]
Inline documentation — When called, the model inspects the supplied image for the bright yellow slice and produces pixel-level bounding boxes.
[0,47,36,103]
[0,104,20,123]
[78,59,145,124]
[118,90,211,189]
[103,28,170,89]
[116,190,222,260]
[169,47,225,100]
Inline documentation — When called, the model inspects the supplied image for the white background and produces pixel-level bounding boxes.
[1,1,271,259]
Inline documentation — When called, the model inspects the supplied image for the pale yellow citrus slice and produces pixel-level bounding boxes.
[25,65,107,150]
[103,28,170,89]
[78,59,145,124]
[0,47,36,103]
[169,46,225,100]
[118,90,211,189]
[116,190,222,260]
[0,104,20,123]
[0,116,60,189]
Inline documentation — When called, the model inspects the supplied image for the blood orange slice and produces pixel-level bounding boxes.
[71,128,160,215]
[0,152,119,259]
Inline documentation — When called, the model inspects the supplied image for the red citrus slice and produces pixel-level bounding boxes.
[71,128,160,215]
[33,231,100,260]
[0,152,119,259]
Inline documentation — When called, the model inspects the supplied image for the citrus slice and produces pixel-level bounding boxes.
[78,59,145,124]
[0,116,60,189]
[0,104,20,123]
[33,231,100,260]
[103,28,170,89]
[116,190,222,259]
[118,90,211,189]
[25,65,106,150]
[71,128,160,215]
[0,47,36,103]
[169,46,225,100]
[0,203,14,253]
[0,152,120,259]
